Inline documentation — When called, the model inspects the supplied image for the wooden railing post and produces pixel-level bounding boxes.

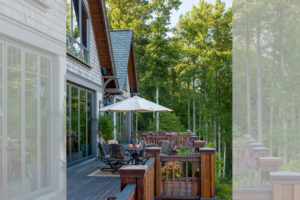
[146,147,161,197]
[270,171,300,200]
[119,165,148,200]
[194,140,206,153]
[199,148,215,199]
[259,157,282,183]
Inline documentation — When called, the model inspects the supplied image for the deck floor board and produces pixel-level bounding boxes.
[67,158,120,200]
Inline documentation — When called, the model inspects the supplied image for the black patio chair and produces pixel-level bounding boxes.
[135,145,147,165]
[109,144,131,173]
[98,143,115,171]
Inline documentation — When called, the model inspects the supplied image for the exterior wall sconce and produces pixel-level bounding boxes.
[101,66,107,75]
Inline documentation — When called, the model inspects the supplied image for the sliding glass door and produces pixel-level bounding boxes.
[67,83,93,164]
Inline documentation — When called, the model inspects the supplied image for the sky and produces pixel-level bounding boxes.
[170,0,232,29]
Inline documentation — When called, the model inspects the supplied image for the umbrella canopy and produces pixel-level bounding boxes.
[100,96,172,113]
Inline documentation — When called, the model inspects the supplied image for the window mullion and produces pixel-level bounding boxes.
[21,49,25,196]
[37,55,41,190]
[79,0,82,60]
[70,0,73,38]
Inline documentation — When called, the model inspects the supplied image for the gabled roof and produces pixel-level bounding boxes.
[87,0,118,89]
[110,30,133,90]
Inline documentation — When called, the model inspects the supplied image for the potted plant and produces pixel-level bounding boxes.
[98,114,114,144]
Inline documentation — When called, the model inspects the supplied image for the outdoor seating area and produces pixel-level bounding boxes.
[100,130,215,200]
[98,131,203,174]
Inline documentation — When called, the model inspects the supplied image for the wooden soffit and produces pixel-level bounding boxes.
[87,0,118,89]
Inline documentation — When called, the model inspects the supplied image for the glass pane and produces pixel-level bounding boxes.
[79,89,86,159]
[87,92,92,156]
[71,0,80,43]
[25,52,37,73]
[40,57,49,77]
[25,52,38,193]
[67,85,70,163]
[40,57,51,188]
[66,0,71,36]
[7,45,22,199]
[0,43,3,198]
[71,86,79,162]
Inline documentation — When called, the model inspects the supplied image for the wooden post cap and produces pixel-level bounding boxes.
[145,147,161,152]
[249,143,262,148]
[252,147,269,153]
[194,140,206,145]
[259,157,283,166]
[246,139,257,144]
[270,171,300,184]
[199,147,215,154]
[243,134,253,139]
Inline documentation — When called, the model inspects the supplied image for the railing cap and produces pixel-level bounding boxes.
[259,157,283,166]
[199,147,215,153]
[252,147,269,152]
[145,147,161,152]
[270,171,300,184]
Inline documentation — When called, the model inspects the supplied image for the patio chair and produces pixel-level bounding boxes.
[161,140,174,156]
[109,144,131,173]
[135,146,147,165]
[98,143,114,171]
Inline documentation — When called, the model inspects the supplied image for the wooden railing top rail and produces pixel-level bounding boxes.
[160,155,201,162]
[116,183,137,200]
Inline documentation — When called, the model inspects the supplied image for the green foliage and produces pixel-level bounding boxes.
[149,112,184,132]
[98,114,114,142]
[177,146,193,156]
[106,0,232,197]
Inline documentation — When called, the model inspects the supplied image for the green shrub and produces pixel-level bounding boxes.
[98,114,114,142]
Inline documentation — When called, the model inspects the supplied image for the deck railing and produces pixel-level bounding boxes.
[109,146,216,200]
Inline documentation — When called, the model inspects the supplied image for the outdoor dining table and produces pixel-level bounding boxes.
[123,145,144,165]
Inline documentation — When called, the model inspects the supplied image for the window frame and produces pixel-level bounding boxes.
[0,38,56,200]
[67,0,90,64]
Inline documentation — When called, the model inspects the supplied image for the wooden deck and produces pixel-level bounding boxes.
[67,158,120,200]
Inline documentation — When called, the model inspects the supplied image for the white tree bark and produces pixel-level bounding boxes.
[187,77,190,130]
[223,142,226,177]
[269,105,273,154]
[246,27,252,137]
[218,126,221,177]
[156,86,159,132]
[256,22,263,144]
[193,77,196,134]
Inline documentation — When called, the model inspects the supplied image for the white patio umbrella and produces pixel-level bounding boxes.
[100,96,172,141]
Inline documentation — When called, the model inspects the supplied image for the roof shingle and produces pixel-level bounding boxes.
[110,30,133,90]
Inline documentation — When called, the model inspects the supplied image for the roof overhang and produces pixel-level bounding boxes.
[87,0,119,89]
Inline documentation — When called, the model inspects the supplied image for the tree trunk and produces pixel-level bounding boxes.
[223,141,226,177]
[193,76,196,134]
[218,125,221,177]
[187,77,190,130]
[269,105,273,154]
[256,21,263,144]
[156,86,159,132]
[246,25,252,137]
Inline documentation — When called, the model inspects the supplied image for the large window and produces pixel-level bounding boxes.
[66,0,89,64]
[0,39,53,199]
[66,83,93,164]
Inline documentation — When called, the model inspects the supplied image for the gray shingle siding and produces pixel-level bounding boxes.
[67,0,102,87]
[110,30,133,90]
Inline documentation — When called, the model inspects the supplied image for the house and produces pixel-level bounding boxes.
[66,1,139,165]
[66,0,119,165]
[110,30,139,142]
[0,0,66,199]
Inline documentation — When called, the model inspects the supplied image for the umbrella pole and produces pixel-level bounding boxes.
[135,112,138,142]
